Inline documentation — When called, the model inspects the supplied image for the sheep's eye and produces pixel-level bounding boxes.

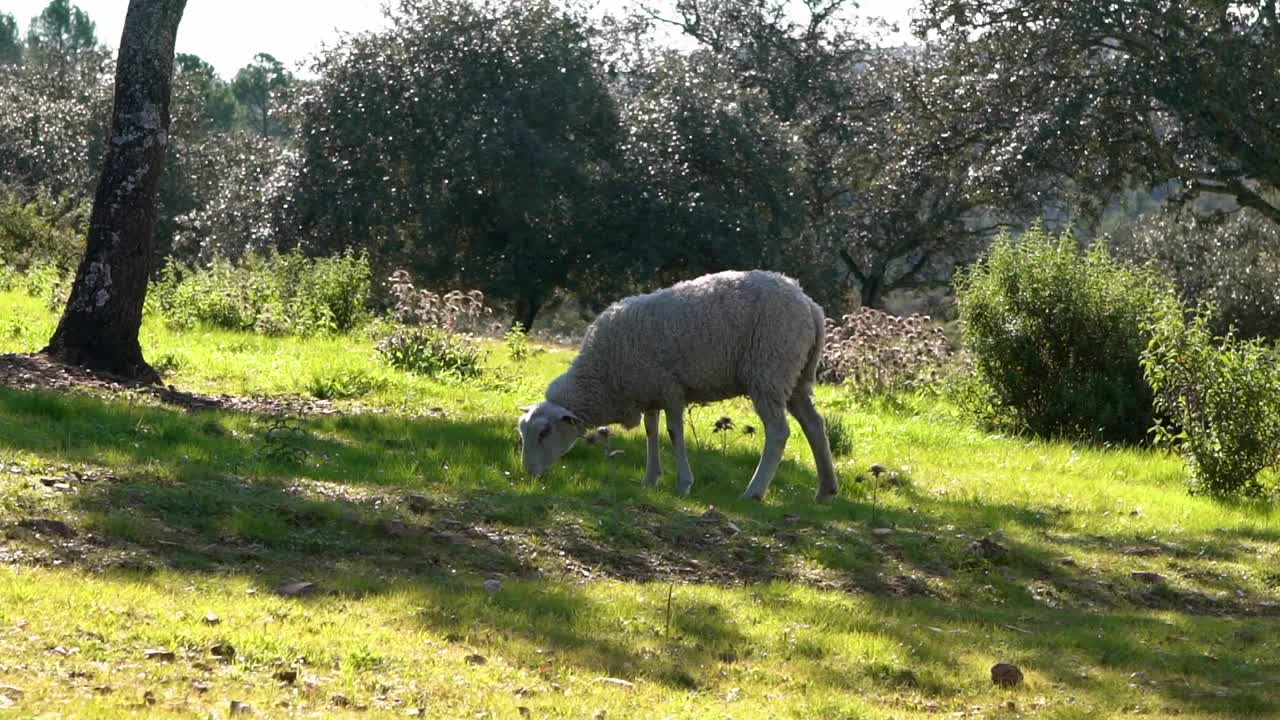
[538,425,550,441]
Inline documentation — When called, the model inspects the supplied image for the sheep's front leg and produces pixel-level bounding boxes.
[665,405,695,496]
[642,409,662,488]
[743,399,791,501]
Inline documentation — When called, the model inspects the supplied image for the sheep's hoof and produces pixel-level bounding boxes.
[740,493,764,502]
[642,475,660,488]
[676,483,693,497]
[815,491,837,505]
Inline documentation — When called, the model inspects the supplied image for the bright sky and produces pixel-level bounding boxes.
[2,0,917,78]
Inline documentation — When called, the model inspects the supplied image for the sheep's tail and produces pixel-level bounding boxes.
[800,301,825,390]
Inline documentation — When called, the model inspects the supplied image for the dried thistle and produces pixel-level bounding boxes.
[818,308,951,394]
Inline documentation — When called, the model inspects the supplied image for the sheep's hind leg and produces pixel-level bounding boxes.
[788,390,839,503]
[643,409,662,488]
[742,397,790,501]
[665,405,695,496]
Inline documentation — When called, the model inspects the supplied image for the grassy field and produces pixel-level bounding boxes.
[2,288,1279,719]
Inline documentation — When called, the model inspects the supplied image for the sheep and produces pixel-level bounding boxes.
[517,270,839,502]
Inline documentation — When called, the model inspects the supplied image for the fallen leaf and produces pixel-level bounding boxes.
[230,700,254,715]
[483,578,503,594]
[593,677,635,689]
[203,613,221,625]
[143,648,176,662]
[465,653,487,665]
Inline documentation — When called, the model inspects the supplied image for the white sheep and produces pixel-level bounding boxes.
[518,270,839,502]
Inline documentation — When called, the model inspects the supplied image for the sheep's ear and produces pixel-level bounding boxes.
[518,405,536,412]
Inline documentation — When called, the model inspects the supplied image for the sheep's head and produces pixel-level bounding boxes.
[517,402,583,476]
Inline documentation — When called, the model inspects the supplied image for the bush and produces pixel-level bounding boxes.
[0,192,89,270]
[820,308,951,395]
[20,259,70,309]
[1142,299,1280,497]
[150,250,371,335]
[955,225,1174,443]
[375,327,485,379]
[505,322,530,361]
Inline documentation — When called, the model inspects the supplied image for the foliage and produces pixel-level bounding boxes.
[0,12,20,64]
[294,0,628,329]
[916,0,1280,228]
[819,308,951,396]
[1142,299,1280,498]
[163,132,299,264]
[614,53,803,288]
[24,0,97,61]
[0,257,69,310]
[0,39,112,199]
[375,326,485,379]
[504,322,530,361]
[0,192,88,269]
[955,225,1173,443]
[1114,207,1280,340]
[150,250,371,336]
[231,52,293,138]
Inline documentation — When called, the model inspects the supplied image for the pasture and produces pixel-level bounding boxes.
[1,288,1278,719]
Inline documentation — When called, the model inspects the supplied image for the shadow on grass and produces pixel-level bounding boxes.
[1,386,1279,713]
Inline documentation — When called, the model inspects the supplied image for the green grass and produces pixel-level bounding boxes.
[2,287,1279,718]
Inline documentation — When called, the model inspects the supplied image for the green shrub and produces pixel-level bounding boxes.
[375,327,485,379]
[149,250,371,336]
[0,192,89,270]
[1142,299,1280,497]
[505,321,530,361]
[955,225,1173,443]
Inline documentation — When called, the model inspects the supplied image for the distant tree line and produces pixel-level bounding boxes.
[3,0,1279,335]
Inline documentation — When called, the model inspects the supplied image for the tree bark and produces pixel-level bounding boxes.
[513,293,542,333]
[42,0,188,382]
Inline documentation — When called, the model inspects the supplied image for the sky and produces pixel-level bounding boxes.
[2,0,918,78]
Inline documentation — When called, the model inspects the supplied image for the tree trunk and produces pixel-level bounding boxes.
[859,270,885,309]
[513,292,543,333]
[42,0,188,382]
